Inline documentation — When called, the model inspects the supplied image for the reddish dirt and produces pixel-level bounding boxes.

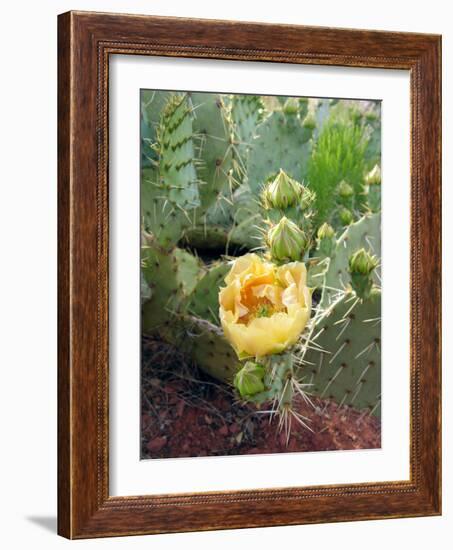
[141,337,381,459]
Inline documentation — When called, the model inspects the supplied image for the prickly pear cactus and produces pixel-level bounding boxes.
[299,288,381,416]
[140,90,383,440]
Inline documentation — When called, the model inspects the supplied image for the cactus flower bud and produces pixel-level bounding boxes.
[338,180,354,198]
[283,98,299,115]
[317,222,335,240]
[317,222,336,258]
[349,248,378,275]
[262,170,302,210]
[267,217,308,262]
[302,112,316,130]
[365,164,381,186]
[234,361,266,398]
[365,110,378,123]
[339,208,353,226]
[348,248,379,299]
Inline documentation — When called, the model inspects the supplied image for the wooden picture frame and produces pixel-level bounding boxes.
[58,10,441,539]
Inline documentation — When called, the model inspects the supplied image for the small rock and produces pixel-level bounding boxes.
[147,436,167,453]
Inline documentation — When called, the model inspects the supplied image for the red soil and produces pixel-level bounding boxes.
[141,338,381,460]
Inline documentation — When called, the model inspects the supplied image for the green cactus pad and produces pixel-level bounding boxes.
[140,90,171,167]
[141,242,202,331]
[189,317,241,382]
[231,94,264,181]
[141,93,202,250]
[247,111,314,195]
[185,262,231,324]
[306,256,331,290]
[182,225,230,250]
[141,271,152,305]
[141,243,182,331]
[228,183,264,250]
[364,103,382,169]
[320,213,381,308]
[189,93,234,212]
[141,167,192,250]
[231,95,264,144]
[299,289,381,416]
[173,247,203,295]
[157,315,241,384]
[156,93,200,209]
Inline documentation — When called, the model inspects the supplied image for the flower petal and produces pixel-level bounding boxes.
[219,254,311,358]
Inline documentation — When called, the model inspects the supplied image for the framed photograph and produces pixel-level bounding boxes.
[58,11,441,538]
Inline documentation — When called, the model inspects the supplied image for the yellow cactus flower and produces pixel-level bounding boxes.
[219,253,311,358]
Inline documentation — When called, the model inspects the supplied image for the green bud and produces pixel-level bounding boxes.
[262,170,302,210]
[234,361,266,398]
[365,111,378,123]
[368,285,381,303]
[348,248,378,275]
[365,164,381,186]
[339,208,354,226]
[302,112,316,130]
[317,222,336,258]
[338,180,354,198]
[348,248,379,300]
[317,222,335,240]
[283,98,299,115]
[267,216,308,262]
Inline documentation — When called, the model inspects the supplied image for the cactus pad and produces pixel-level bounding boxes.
[247,111,313,195]
[185,261,231,324]
[299,289,381,416]
[320,213,381,307]
[142,242,202,330]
